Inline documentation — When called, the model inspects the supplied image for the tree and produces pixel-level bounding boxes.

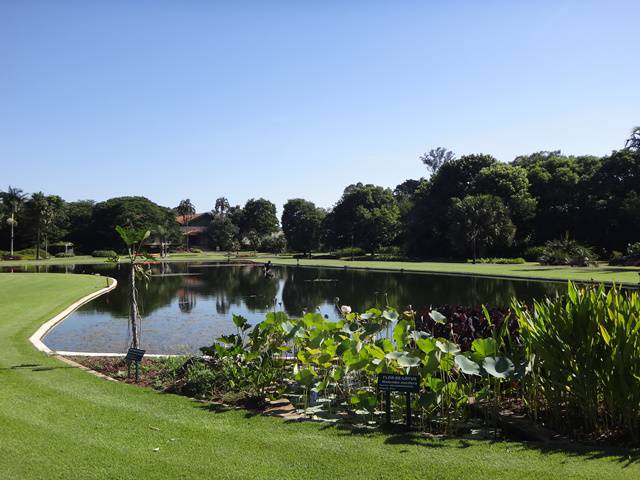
[448,194,515,263]
[110,226,153,381]
[175,199,196,251]
[473,163,536,245]
[624,126,640,151]
[326,184,400,253]
[419,147,455,175]
[26,192,49,260]
[214,197,231,215]
[240,198,279,239]
[65,200,95,253]
[89,197,179,251]
[0,186,27,255]
[281,199,325,255]
[407,154,498,257]
[207,213,240,251]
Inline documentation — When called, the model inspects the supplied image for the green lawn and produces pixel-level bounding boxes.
[3,253,640,285]
[1,273,639,479]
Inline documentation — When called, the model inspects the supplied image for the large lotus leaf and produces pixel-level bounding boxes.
[294,366,317,386]
[455,354,481,376]
[471,338,498,357]
[365,344,386,360]
[438,352,455,371]
[420,351,440,375]
[382,310,399,322]
[396,354,421,368]
[436,339,461,354]
[384,351,406,361]
[483,356,515,379]
[429,310,447,324]
[410,330,431,342]
[417,337,438,354]
[393,319,410,348]
[381,338,395,353]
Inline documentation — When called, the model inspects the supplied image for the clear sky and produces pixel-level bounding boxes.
[1,1,638,214]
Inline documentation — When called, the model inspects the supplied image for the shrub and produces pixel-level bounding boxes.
[466,257,526,264]
[610,242,640,266]
[538,236,598,266]
[13,248,50,260]
[258,234,287,254]
[91,250,117,258]
[55,252,75,258]
[523,246,545,262]
[189,248,203,254]
[513,283,640,441]
[333,246,365,258]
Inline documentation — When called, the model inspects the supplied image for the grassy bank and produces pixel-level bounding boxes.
[2,252,639,285]
[1,273,640,479]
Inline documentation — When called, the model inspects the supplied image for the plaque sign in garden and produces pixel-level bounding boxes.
[125,347,145,383]
[378,373,419,427]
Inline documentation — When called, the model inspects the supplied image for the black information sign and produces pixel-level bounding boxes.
[378,373,419,393]
[125,347,146,363]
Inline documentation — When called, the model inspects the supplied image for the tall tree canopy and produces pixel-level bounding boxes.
[89,196,179,250]
[240,198,279,238]
[281,198,325,254]
[325,183,400,253]
[448,194,515,262]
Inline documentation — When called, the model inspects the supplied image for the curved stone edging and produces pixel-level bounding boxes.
[29,276,118,354]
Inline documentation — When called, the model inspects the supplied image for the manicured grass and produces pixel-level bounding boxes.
[258,256,640,286]
[1,273,639,479]
[2,252,639,285]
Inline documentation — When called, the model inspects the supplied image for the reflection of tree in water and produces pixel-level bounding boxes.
[80,262,564,320]
[177,288,197,313]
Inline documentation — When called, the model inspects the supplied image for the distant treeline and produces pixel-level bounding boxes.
[2,127,639,259]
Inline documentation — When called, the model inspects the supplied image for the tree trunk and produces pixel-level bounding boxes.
[10,214,14,256]
[129,264,139,349]
[472,237,477,264]
[36,228,41,260]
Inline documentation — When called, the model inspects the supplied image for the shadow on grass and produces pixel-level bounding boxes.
[0,363,75,371]
[194,402,640,467]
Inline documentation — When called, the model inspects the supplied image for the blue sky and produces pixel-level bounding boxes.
[1,1,638,214]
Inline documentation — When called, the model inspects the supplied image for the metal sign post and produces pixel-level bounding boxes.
[378,373,419,427]
[125,347,146,383]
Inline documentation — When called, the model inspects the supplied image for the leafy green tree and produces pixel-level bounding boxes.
[448,194,515,263]
[0,186,27,255]
[407,154,497,257]
[24,193,66,259]
[89,196,179,251]
[240,198,279,238]
[325,183,400,253]
[64,200,95,253]
[473,163,536,246]
[207,213,240,251]
[281,198,325,255]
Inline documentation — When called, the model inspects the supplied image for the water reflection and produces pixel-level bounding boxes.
[39,262,563,354]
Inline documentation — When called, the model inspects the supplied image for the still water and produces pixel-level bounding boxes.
[40,262,563,354]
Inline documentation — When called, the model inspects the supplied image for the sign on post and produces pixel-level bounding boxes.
[377,373,419,427]
[378,374,419,393]
[125,347,146,363]
[125,347,145,383]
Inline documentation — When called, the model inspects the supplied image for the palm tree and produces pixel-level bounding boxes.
[175,199,196,251]
[1,186,27,256]
[29,192,48,260]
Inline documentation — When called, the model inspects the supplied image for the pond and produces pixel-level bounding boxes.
[39,262,564,354]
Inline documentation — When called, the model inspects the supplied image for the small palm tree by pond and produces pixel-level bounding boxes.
[110,226,154,350]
